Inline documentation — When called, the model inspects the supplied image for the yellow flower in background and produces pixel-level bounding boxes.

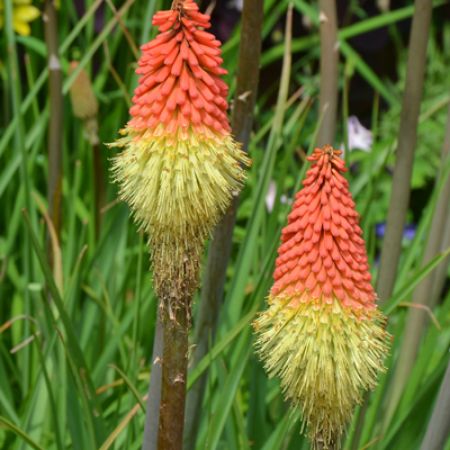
[0,0,40,36]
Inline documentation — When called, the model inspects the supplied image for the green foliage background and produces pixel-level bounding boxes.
[1,1,449,449]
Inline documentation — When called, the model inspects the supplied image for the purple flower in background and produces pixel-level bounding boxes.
[403,224,417,241]
[375,222,417,241]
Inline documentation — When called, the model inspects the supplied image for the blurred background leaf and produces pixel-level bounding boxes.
[1,0,450,449]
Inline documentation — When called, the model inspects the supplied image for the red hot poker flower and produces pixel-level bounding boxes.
[254,146,390,449]
[110,0,249,301]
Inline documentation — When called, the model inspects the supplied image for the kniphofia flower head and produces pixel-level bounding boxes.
[254,146,390,449]
[110,0,249,300]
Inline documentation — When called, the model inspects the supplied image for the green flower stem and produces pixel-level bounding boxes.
[157,302,190,450]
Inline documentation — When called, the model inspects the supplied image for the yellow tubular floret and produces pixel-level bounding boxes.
[254,298,389,449]
[110,127,249,300]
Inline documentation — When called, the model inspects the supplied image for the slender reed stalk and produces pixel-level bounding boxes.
[430,214,450,303]
[430,106,450,306]
[420,359,450,450]
[375,0,433,302]
[44,0,63,257]
[142,309,163,450]
[383,103,450,428]
[355,6,433,439]
[184,0,263,447]
[317,0,339,147]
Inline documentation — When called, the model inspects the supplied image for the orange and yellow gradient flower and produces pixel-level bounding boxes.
[254,146,390,449]
[111,0,249,299]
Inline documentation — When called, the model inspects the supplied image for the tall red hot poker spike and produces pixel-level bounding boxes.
[109,0,250,303]
[254,145,390,449]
